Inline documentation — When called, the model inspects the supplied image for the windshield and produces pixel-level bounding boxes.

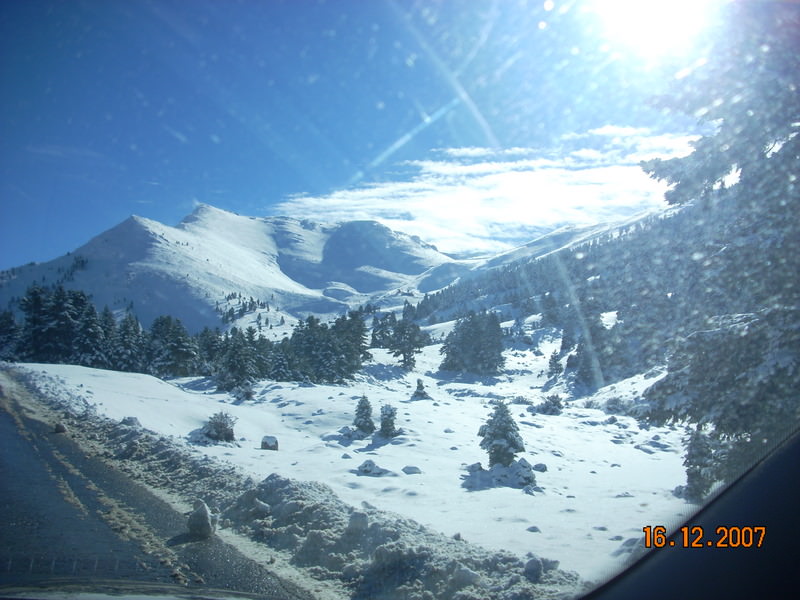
[1,1,798,599]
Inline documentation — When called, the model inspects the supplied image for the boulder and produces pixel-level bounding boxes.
[120,416,142,428]
[187,499,217,538]
[251,497,271,517]
[523,556,543,582]
[452,566,481,589]
[261,436,279,450]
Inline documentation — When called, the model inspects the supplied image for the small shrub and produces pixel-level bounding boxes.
[205,411,237,442]
[511,395,534,406]
[535,394,563,416]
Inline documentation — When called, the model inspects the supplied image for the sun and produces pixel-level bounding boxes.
[587,0,724,61]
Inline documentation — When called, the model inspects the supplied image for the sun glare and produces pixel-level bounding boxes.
[588,0,723,61]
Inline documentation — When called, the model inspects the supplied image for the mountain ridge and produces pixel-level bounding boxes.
[0,205,462,331]
[0,203,643,332]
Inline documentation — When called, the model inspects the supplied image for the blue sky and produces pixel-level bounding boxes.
[0,0,722,270]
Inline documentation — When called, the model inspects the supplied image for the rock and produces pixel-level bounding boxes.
[356,459,391,476]
[541,557,560,572]
[261,436,279,450]
[527,526,541,533]
[347,511,369,533]
[532,463,548,472]
[494,458,536,487]
[411,378,432,399]
[120,416,142,428]
[187,500,216,538]
[523,556,543,582]
[452,566,481,589]
[358,459,378,474]
[402,465,422,475]
[53,422,68,434]
[252,498,271,517]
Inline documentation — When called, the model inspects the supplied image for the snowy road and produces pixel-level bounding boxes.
[0,372,315,599]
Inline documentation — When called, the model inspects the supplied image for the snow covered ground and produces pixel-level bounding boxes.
[10,338,695,588]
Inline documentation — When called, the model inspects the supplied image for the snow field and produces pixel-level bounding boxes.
[16,340,694,586]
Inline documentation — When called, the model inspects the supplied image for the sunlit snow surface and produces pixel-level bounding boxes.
[18,341,692,584]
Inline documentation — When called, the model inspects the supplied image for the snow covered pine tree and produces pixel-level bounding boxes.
[353,395,375,434]
[478,402,525,467]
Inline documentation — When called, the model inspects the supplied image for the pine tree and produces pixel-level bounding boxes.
[401,300,416,321]
[386,318,427,370]
[148,316,197,377]
[268,339,294,381]
[0,310,19,360]
[19,284,50,361]
[214,327,259,391]
[332,310,371,374]
[641,2,799,208]
[98,306,117,361]
[73,302,108,368]
[478,402,525,467]
[41,286,80,363]
[547,351,563,377]
[195,327,223,376]
[440,311,504,375]
[379,404,398,437]
[370,312,396,348]
[683,426,715,503]
[110,311,146,372]
[353,395,375,434]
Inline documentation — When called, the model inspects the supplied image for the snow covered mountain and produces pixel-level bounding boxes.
[1,203,645,332]
[0,204,458,332]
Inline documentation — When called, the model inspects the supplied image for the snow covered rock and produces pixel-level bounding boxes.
[492,458,537,487]
[252,497,271,517]
[346,511,369,534]
[261,435,279,450]
[462,458,537,490]
[452,565,482,589]
[120,416,142,428]
[53,422,68,434]
[355,459,393,477]
[411,379,432,400]
[187,499,217,538]
[523,556,544,582]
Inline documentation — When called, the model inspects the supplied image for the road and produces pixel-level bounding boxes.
[0,372,317,599]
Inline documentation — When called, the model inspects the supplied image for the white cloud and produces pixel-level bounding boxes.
[270,127,696,256]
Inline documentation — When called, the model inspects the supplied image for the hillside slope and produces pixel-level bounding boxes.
[0,205,458,332]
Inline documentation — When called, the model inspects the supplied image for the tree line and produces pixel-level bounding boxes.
[0,284,507,395]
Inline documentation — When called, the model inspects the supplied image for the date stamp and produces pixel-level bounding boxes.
[642,525,766,548]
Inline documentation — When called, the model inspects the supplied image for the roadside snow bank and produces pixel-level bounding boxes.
[225,473,581,600]
[8,365,585,600]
